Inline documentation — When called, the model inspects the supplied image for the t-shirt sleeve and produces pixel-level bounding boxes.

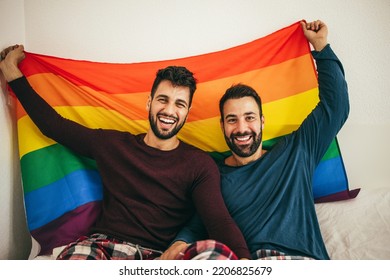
[174,213,208,244]
[293,44,349,165]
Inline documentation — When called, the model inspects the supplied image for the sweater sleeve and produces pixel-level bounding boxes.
[294,44,350,165]
[9,76,99,158]
[190,155,251,259]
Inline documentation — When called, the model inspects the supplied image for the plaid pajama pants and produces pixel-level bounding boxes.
[56,234,163,260]
[56,234,310,260]
[181,239,238,260]
[254,249,314,260]
[56,234,237,260]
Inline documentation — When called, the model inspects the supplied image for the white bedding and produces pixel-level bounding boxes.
[32,186,390,260]
[316,186,390,259]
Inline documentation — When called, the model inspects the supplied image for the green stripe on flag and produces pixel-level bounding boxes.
[20,144,97,194]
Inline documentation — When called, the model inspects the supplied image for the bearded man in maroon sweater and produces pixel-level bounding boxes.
[0,45,250,260]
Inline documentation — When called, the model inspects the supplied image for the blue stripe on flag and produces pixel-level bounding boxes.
[313,156,348,198]
[24,169,103,230]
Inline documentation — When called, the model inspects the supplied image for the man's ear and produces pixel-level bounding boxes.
[261,115,265,130]
[146,95,151,111]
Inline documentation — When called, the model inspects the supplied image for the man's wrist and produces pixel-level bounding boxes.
[1,63,23,82]
[312,41,328,52]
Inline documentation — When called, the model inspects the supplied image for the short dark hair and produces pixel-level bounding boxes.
[151,66,197,107]
[219,84,263,121]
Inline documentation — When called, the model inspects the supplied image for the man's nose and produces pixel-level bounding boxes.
[163,101,176,115]
[236,119,248,133]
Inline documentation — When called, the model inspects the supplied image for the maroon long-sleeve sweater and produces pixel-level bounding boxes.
[9,76,250,259]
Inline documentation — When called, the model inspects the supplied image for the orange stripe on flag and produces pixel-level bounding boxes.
[16,74,149,121]
[18,53,316,123]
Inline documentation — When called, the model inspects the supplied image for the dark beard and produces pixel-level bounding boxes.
[149,112,185,140]
[225,131,262,157]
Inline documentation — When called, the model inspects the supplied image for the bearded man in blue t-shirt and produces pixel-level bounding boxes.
[162,19,349,260]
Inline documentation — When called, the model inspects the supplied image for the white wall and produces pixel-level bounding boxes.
[1,0,389,259]
[0,0,30,260]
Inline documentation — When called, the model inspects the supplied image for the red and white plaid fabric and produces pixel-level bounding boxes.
[181,240,238,260]
[255,249,314,260]
[57,235,237,260]
[56,233,163,260]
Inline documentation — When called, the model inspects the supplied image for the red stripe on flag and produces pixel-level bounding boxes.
[19,21,309,94]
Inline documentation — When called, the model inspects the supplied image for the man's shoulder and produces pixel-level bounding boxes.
[179,141,205,154]
[179,141,218,164]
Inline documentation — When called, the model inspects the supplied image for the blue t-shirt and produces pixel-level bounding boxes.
[175,45,349,260]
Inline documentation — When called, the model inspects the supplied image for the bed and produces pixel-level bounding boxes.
[316,186,390,259]
[30,185,390,260]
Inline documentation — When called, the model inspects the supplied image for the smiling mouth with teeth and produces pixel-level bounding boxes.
[158,115,177,129]
[234,135,252,144]
[159,117,176,124]
[235,135,251,141]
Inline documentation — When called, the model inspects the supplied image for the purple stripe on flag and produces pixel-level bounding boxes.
[31,201,101,256]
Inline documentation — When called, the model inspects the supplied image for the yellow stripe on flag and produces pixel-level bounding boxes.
[18,107,149,157]
[18,86,319,156]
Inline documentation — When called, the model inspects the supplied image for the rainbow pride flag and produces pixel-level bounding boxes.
[14,21,359,255]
